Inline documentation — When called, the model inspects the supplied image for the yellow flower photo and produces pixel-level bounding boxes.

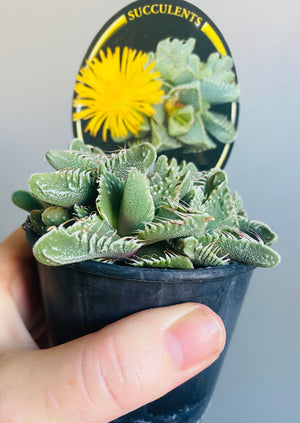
[73,46,164,141]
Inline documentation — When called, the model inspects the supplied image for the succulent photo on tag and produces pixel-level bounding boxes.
[72,0,240,170]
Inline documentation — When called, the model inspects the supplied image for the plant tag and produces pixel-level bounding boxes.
[72,0,239,170]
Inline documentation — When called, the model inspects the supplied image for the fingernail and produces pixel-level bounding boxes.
[166,306,225,371]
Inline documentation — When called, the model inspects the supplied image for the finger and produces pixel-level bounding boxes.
[0,227,33,262]
[2,303,226,423]
[0,292,37,350]
[0,228,42,343]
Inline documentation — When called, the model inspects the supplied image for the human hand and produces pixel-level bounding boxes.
[0,228,226,423]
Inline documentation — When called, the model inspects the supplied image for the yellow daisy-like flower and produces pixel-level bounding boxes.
[73,47,164,141]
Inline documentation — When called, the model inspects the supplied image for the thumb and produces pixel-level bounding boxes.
[4,303,225,423]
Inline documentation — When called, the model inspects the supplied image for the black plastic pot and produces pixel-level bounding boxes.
[25,226,254,423]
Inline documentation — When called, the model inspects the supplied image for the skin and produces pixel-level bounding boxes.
[0,228,226,423]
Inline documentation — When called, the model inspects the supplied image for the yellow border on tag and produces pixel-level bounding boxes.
[201,22,227,56]
[201,22,237,169]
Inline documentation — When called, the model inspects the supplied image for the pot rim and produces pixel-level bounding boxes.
[69,260,255,284]
[23,222,255,284]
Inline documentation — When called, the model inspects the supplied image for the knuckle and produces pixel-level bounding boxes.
[78,343,103,411]
[95,334,144,411]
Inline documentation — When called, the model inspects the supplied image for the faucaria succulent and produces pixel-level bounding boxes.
[12,140,280,269]
[73,38,239,153]
[144,38,239,153]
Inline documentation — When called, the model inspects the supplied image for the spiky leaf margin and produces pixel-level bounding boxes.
[137,213,208,243]
[173,236,229,267]
[33,214,142,266]
[130,251,193,269]
[29,168,97,208]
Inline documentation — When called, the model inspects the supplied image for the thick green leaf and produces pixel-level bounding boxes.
[29,168,97,207]
[41,207,70,227]
[96,172,124,229]
[216,235,280,267]
[46,150,101,171]
[33,214,141,266]
[12,190,43,212]
[197,231,280,268]
[118,169,155,236]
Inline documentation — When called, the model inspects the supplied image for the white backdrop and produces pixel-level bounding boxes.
[1,1,299,422]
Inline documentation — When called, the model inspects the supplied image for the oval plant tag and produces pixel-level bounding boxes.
[72,0,239,170]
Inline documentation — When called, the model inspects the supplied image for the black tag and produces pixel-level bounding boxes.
[72,0,239,170]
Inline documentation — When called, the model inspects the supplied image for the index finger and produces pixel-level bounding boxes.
[0,227,34,263]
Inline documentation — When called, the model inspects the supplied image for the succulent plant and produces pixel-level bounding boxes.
[143,38,239,153]
[73,38,239,153]
[12,140,280,269]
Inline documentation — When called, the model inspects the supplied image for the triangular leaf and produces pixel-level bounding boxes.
[118,168,155,236]
[96,172,124,229]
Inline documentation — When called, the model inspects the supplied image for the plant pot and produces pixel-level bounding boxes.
[24,225,255,423]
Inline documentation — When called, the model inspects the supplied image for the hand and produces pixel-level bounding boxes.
[0,228,226,423]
